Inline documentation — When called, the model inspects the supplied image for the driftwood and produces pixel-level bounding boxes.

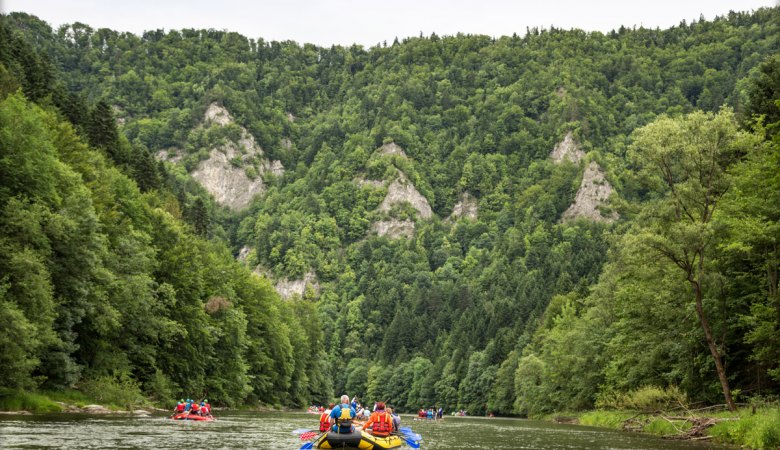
[620,413,738,440]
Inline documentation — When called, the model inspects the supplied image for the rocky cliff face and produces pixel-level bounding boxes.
[274,270,320,299]
[448,192,478,221]
[550,131,585,164]
[190,103,284,210]
[562,161,618,222]
[377,173,433,219]
[361,143,435,238]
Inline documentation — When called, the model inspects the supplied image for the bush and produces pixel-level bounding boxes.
[710,408,780,449]
[143,370,177,407]
[79,375,144,410]
[595,385,687,412]
[0,388,61,413]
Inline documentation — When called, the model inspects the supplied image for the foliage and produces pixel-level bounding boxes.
[79,375,145,409]
[0,388,62,413]
[595,385,688,411]
[710,408,780,449]
[1,7,779,415]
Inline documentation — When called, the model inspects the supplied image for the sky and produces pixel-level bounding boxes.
[2,0,778,47]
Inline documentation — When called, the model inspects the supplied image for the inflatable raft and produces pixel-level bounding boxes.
[315,430,402,449]
[170,413,215,421]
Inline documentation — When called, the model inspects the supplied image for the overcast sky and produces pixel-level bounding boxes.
[3,0,778,47]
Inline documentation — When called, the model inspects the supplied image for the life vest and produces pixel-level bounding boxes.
[319,411,331,432]
[369,411,392,437]
[176,403,185,412]
[191,403,200,414]
[335,404,354,432]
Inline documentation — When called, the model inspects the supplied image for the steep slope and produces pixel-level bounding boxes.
[189,103,284,210]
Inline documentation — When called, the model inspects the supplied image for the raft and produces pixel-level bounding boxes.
[170,413,215,421]
[315,430,402,449]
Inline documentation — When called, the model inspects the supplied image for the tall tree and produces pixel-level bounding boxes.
[628,109,759,411]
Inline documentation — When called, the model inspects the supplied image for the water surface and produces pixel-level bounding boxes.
[0,411,733,449]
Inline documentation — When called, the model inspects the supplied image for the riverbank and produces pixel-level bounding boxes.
[559,407,780,449]
[0,388,158,415]
[0,388,293,415]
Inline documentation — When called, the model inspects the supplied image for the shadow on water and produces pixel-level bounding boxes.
[0,411,734,449]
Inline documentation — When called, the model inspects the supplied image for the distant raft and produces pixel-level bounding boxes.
[170,413,215,421]
[315,430,402,449]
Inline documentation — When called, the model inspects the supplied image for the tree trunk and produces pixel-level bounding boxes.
[691,280,737,411]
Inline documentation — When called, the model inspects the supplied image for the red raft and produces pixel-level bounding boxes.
[170,413,215,421]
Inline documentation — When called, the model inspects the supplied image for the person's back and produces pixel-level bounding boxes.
[319,403,334,432]
[330,395,356,434]
[364,403,392,437]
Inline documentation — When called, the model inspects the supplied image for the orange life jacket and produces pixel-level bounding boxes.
[369,411,393,436]
[319,411,331,432]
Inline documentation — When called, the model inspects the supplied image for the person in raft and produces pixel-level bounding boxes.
[174,399,186,414]
[200,400,211,416]
[319,403,335,432]
[387,406,401,432]
[364,402,394,437]
[330,395,357,433]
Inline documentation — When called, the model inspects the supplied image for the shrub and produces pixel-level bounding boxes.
[595,385,687,412]
[79,374,144,410]
[0,388,61,413]
[710,408,780,449]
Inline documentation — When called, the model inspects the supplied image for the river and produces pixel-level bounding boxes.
[0,411,732,449]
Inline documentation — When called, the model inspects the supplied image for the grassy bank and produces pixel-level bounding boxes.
[574,408,780,449]
[0,389,63,413]
[0,387,151,413]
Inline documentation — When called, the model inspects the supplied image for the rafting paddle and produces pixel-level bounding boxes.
[394,433,421,449]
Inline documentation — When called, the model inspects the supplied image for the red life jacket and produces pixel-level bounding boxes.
[371,411,392,437]
[319,411,331,432]
[191,403,200,413]
[176,403,185,412]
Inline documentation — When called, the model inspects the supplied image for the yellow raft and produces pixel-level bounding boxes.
[315,430,402,449]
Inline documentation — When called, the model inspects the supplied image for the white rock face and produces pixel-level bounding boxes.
[378,173,433,219]
[562,161,618,223]
[372,219,415,239]
[356,177,385,189]
[155,148,183,164]
[237,246,252,262]
[191,103,285,210]
[377,142,408,158]
[191,146,267,210]
[204,103,232,126]
[551,131,585,164]
[449,192,478,221]
[275,270,320,299]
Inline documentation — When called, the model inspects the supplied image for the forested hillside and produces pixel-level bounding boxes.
[2,7,779,415]
[0,18,330,408]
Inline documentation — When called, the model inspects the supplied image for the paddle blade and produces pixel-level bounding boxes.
[401,435,420,449]
[299,442,314,450]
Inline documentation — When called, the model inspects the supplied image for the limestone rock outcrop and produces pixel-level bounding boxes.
[190,103,284,210]
[550,131,585,164]
[561,161,618,223]
[448,192,478,221]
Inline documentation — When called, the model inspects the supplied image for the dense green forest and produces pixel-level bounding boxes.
[1,7,779,416]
